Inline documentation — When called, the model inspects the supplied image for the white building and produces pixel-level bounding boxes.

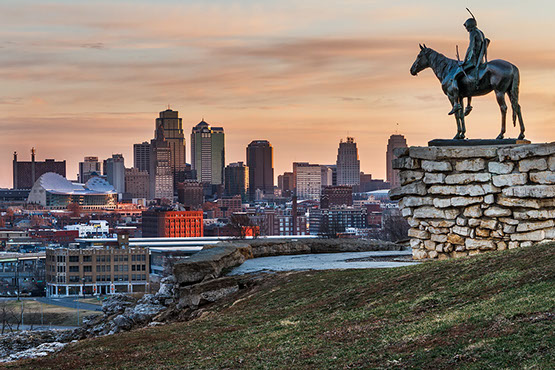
[65,220,110,238]
[293,162,322,200]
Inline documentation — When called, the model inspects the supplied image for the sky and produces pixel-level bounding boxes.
[1,0,554,188]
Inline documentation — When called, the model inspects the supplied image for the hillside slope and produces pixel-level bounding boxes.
[13,243,555,369]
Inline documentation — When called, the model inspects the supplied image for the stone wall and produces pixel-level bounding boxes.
[390,142,555,260]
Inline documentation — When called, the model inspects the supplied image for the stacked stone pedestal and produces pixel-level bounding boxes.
[390,142,555,260]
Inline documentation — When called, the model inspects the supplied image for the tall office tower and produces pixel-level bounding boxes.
[156,109,187,184]
[224,162,249,200]
[336,137,360,186]
[12,149,66,189]
[133,142,151,173]
[386,134,408,189]
[149,123,174,200]
[246,140,274,199]
[293,162,322,200]
[79,156,101,183]
[278,172,294,198]
[104,154,125,195]
[190,120,225,185]
[321,166,333,187]
[124,167,149,199]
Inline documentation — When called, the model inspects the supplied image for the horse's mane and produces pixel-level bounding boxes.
[424,48,458,81]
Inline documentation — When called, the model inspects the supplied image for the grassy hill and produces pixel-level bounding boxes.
[13,243,555,369]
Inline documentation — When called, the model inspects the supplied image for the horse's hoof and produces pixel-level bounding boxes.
[496,134,504,140]
[517,133,525,140]
[464,106,473,116]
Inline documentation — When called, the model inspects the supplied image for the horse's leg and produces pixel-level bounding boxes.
[458,97,466,139]
[464,97,473,116]
[449,96,462,139]
[507,88,525,139]
[495,91,508,140]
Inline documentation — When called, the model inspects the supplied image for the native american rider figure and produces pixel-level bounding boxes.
[448,16,490,116]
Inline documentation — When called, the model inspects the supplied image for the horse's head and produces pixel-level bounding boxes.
[410,44,430,76]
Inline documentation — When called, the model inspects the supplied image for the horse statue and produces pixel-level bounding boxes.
[410,44,525,140]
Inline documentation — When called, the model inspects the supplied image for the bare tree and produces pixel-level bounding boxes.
[379,209,410,242]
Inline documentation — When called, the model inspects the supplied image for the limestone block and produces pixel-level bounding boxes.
[410,239,423,249]
[451,196,484,207]
[497,241,507,250]
[503,224,516,234]
[549,155,555,171]
[422,160,452,172]
[400,196,434,208]
[518,158,548,172]
[444,243,454,252]
[484,194,495,204]
[423,173,446,184]
[447,233,465,245]
[429,185,480,196]
[453,251,469,258]
[392,157,420,170]
[516,220,554,232]
[435,244,444,252]
[438,253,449,260]
[399,170,424,185]
[492,173,528,187]
[488,161,515,174]
[424,240,436,251]
[412,249,428,260]
[389,181,427,200]
[433,198,451,208]
[410,146,497,160]
[413,206,459,219]
[483,207,512,217]
[491,230,504,238]
[510,230,545,241]
[513,209,555,220]
[407,218,420,227]
[468,250,482,255]
[408,228,430,239]
[456,217,468,226]
[455,158,486,172]
[480,219,498,230]
[455,244,466,252]
[465,239,496,250]
[393,147,409,158]
[498,142,555,161]
[468,218,481,227]
[521,241,534,248]
[476,228,491,237]
[428,220,456,228]
[452,225,471,237]
[545,228,555,239]
[428,250,438,259]
[445,173,491,184]
[431,233,448,243]
[502,185,555,199]
[508,241,519,249]
[529,171,555,184]
[428,226,449,234]
[497,196,543,210]
[463,205,482,218]
[401,208,412,217]
[499,217,519,225]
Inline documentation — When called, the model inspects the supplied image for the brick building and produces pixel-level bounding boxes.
[13,149,66,189]
[320,186,353,209]
[142,209,203,237]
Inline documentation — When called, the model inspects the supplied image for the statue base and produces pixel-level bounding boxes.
[428,139,531,147]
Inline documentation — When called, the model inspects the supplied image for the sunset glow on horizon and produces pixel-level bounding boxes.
[1,0,554,188]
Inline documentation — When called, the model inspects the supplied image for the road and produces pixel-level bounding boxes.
[0,297,102,312]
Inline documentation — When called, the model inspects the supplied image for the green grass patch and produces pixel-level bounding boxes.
[11,243,555,369]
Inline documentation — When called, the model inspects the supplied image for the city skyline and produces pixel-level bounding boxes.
[1,1,554,188]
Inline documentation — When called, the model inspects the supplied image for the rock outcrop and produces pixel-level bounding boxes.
[391,142,555,260]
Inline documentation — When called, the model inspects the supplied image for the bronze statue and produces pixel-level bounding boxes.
[410,11,525,140]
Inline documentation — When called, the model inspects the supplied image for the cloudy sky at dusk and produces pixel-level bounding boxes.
[1,0,554,188]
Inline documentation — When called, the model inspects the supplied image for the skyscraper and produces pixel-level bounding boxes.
[104,154,125,195]
[79,156,101,183]
[225,162,249,201]
[190,120,225,185]
[124,167,149,199]
[336,137,360,186]
[156,109,186,184]
[293,162,322,200]
[246,140,274,199]
[133,142,151,173]
[278,172,294,198]
[386,134,408,189]
[149,122,173,200]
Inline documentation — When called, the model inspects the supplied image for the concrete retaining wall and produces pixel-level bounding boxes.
[390,142,555,260]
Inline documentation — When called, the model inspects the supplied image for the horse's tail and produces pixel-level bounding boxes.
[509,66,521,127]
